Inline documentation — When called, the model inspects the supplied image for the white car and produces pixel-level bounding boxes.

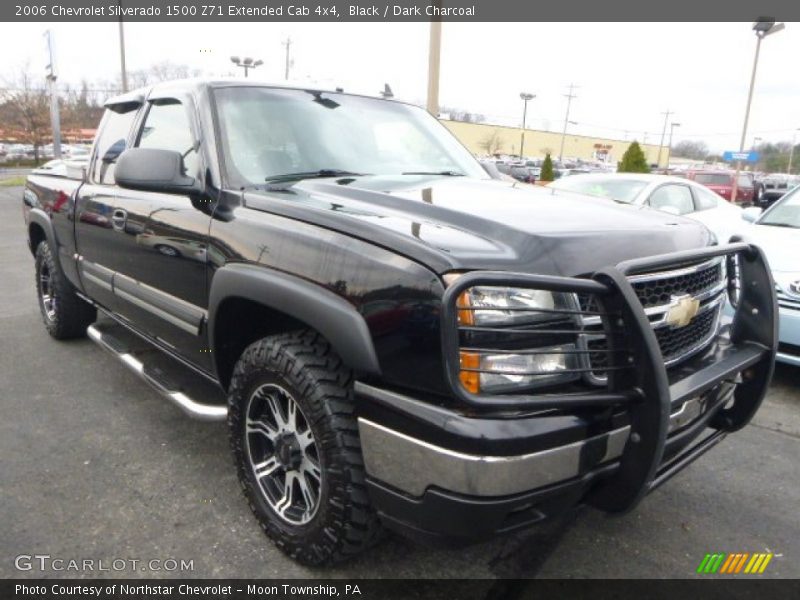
[740,189,800,367]
[548,173,744,243]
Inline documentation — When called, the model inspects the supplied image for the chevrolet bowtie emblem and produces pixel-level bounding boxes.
[789,280,800,297]
[665,294,700,328]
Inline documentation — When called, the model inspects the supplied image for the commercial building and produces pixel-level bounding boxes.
[441,120,663,166]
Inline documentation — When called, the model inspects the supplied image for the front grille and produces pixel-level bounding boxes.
[630,261,722,308]
[654,307,718,363]
[583,258,726,378]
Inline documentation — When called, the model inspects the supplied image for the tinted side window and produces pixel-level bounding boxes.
[693,185,721,211]
[649,184,694,215]
[91,107,138,185]
[137,101,198,176]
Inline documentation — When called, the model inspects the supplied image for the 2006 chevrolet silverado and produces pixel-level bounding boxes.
[23,80,778,565]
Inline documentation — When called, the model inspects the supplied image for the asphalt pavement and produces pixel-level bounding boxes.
[1,185,798,579]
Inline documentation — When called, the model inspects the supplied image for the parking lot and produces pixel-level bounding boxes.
[1,182,798,579]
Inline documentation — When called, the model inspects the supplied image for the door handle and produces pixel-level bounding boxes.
[111,208,128,231]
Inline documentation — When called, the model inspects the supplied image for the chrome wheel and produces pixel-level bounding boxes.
[38,263,56,321]
[245,383,322,525]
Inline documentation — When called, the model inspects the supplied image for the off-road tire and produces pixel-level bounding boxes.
[228,330,382,565]
[35,241,96,339]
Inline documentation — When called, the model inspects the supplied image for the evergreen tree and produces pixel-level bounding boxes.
[618,141,650,173]
[540,153,555,181]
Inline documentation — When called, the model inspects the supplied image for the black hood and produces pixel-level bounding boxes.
[243,175,713,277]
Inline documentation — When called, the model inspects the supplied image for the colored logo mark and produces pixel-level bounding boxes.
[697,552,774,574]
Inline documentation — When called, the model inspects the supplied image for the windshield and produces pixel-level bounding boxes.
[550,176,648,203]
[693,173,731,186]
[759,187,800,228]
[214,86,487,186]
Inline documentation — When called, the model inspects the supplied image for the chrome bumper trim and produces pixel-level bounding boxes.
[358,418,630,497]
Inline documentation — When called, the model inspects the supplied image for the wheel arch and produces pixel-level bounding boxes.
[208,263,381,390]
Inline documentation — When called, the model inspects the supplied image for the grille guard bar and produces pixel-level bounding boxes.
[440,242,778,512]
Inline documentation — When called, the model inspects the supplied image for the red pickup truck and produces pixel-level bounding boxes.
[686,170,754,204]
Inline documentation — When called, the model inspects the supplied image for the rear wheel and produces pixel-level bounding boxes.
[35,241,96,339]
[228,330,381,565]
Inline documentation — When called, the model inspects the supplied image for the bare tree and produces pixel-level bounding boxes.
[0,66,51,162]
[479,129,504,155]
[672,140,709,161]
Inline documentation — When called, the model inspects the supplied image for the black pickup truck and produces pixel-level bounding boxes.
[23,80,778,566]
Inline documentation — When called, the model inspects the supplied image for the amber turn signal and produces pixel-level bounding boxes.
[459,351,480,394]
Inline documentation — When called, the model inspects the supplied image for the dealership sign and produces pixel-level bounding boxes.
[723,151,759,162]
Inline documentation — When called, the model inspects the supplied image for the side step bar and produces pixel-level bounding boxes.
[87,324,228,422]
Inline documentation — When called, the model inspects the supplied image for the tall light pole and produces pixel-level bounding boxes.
[656,110,673,168]
[731,18,785,203]
[116,1,128,92]
[519,92,535,159]
[788,128,800,175]
[282,37,292,80]
[558,83,578,162]
[230,56,263,78]
[44,30,61,160]
[665,122,680,170]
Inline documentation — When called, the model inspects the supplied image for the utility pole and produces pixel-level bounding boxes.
[656,110,673,168]
[665,122,680,170]
[117,1,128,92]
[788,129,799,175]
[44,30,61,160]
[282,37,292,80]
[558,83,577,162]
[426,19,442,116]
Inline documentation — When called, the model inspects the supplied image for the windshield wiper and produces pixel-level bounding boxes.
[401,170,465,176]
[265,169,364,183]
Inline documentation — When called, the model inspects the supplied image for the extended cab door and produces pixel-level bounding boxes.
[111,95,213,371]
[75,99,143,312]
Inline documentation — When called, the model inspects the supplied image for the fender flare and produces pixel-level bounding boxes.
[208,263,381,377]
[27,208,61,267]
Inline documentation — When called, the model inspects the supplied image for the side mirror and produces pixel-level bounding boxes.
[115,148,202,196]
[741,206,762,223]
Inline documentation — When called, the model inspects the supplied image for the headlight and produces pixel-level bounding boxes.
[460,345,581,393]
[449,280,584,394]
[457,286,576,326]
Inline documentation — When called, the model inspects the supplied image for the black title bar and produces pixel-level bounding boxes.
[3,0,800,22]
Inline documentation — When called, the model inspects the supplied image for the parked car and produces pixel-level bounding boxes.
[509,164,537,184]
[760,173,796,206]
[478,159,515,182]
[740,187,800,366]
[685,170,754,205]
[548,173,744,243]
[23,79,776,566]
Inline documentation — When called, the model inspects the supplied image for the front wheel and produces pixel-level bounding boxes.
[35,241,96,339]
[227,330,381,565]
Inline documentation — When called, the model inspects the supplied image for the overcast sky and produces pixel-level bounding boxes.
[1,21,798,152]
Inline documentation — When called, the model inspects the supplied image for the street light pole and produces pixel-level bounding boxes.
[44,29,61,160]
[665,122,680,170]
[731,18,785,203]
[788,129,800,175]
[230,56,263,78]
[117,1,127,92]
[519,92,535,159]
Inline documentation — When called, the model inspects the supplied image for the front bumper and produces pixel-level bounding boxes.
[356,243,777,543]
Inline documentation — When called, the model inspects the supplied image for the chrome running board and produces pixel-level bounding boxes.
[87,323,227,421]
